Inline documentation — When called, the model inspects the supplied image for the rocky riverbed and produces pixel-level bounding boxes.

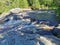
[0,8,60,45]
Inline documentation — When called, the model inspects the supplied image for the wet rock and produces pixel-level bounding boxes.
[0,20,4,24]
[52,24,60,38]
[56,24,60,29]
[0,34,4,38]
[0,13,10,24]
[52,28,60,38]
[0,13,10,19]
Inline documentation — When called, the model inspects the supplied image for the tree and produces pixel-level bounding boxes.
[19,0,29,8]
[27,0,33,6]
[53,0,60,6]
[0,0,11,13]
[54,0,60,21]
[32,0,40,9]
[42,0,53,6]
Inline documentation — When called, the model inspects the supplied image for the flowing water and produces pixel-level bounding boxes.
[0,10,60,45]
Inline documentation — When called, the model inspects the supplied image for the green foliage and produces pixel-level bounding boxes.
[0,0,11,13]
[43,0,53,6]
[53,0,60,6]
[19,0,28,8]
[27,0,33,6]
[0,0,59,14]
[39,0,53,6]
[55,7,60,21]
[0,0,29,14]
[32,0,40,9]
[54,0,60,20]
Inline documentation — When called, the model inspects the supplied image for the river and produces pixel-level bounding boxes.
[0,10,60,45]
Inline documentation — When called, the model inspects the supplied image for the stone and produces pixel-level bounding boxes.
[56,24,60,29]
[0,12,10,19]
[10,8,22,14]
[0,34,4,38]
[52,28,60,38]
